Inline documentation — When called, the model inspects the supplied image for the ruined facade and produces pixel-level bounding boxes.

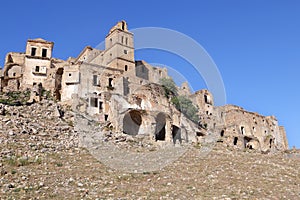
[0,21,289,151]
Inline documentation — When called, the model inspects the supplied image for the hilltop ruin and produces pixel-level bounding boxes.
[0,21,288,152]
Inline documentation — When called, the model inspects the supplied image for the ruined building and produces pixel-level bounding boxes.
[0,21,289,152]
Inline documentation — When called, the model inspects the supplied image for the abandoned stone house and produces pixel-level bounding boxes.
[0,21,289,151]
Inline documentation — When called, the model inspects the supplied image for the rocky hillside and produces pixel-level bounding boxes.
[0,101,299,199]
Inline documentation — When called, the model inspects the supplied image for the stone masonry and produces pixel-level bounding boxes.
[0,21,289,152]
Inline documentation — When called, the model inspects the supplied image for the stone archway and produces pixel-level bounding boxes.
[155,112,166,141]
[123,110,142,136]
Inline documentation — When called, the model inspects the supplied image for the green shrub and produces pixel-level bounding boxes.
[171,95,199,123]
[7,157,18,166]
[18,158,30,166]
[159,78,178,97]
[159,78,198,123]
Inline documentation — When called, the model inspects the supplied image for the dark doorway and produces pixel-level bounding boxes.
[220,130,225,137]
[155,112,166,141]
[108,78,113,87]
[244,136,251,148]
[233,137,238,145]
[172,125,181,144]
[54,68,64,101]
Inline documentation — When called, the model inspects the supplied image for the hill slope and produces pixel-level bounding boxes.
[0,102,299,199]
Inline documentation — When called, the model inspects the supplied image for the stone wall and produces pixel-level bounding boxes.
[0,20,289,151]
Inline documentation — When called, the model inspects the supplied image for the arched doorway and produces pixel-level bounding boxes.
[123,110,142,136]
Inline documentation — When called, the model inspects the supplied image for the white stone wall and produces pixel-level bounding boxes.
[23,58,51,88]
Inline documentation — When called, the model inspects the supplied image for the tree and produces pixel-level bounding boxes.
[171,95,199,123]
[159,77,178,97]
[160,77,198,123]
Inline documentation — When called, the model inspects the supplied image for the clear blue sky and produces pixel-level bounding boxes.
[0,1,299,148]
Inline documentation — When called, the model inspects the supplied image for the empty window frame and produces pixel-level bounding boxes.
[42,49,47,57]
[108,78,113,87]
[90,97,98,107]
[31,47,37,56]
[93,75,98,86]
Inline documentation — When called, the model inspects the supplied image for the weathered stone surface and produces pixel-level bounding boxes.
[0,21,288,152]
[0,20,295,198]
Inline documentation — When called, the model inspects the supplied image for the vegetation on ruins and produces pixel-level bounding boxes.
[160,78,199,123]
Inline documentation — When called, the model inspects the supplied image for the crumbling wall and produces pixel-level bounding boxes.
[279,126,289,149]
[190,89,214,116]
[215,105,288,151]
[0,20,289,152]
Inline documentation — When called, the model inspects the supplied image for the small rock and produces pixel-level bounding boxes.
[8,131,15,136]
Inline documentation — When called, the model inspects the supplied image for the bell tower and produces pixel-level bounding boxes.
[104,21,135,72]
